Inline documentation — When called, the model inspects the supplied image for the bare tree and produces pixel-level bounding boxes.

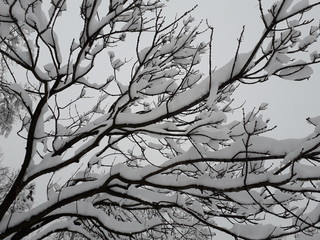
[1,0,320,239]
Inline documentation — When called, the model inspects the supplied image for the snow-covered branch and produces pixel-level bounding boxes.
[1,0,320,239]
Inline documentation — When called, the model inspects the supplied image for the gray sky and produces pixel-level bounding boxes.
[167,0,320,139]
[1,0,320,174]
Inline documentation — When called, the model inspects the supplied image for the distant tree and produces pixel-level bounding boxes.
[0,86,23,137]
[0,17,25,137]
[1,0,320,239]
[0,154,34,214]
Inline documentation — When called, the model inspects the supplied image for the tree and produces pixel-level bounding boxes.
[1,0,320,239]
[0,2,25,137]
[0,84,23,137]
[0,153,34,215]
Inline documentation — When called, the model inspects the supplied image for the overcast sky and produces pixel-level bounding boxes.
[2,0,320,163]
[1,0,320,204]
[167,0,320,139]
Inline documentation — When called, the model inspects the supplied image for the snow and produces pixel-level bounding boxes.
[271,0,311,21]
[147,142,163,150]
[294,163,320,179]
[296,232,320,240]
[40,28,56,47]
[307,115,320,126]
[11,2,25,23]
[111,58,125,70]
[89,42,104,56]
[282,134,320,166]
[207,51,254,107]
[43,63,58,78]
[88,155,101,167]
[298,34,319,50]
[202,135,302,160]
[278,60,313,80]
[230,223,283,239]
[74,63,93,79]
[88,11,116,36]
[188,201,204,216]
[144,78,177,95]
[127,185,178,204]
[48,201,163,234]
[276,0,293,19]
[51,0,67,11]
[289,0,310,15]
[24,155,62,180]
[13,49,33,66]
[206,78,218,109]
[0,22,11,38]
[0,3,9,17]
[191,127,229,144]
[116,52,254,126]
[138,46,152,61]
[31,221,95,240]
[294,202,320,229]
[310,50,320,61]
[259,102,268,110]
[288,19,300,27]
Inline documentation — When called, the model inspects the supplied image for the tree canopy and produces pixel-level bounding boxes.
[1,0,320,239]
